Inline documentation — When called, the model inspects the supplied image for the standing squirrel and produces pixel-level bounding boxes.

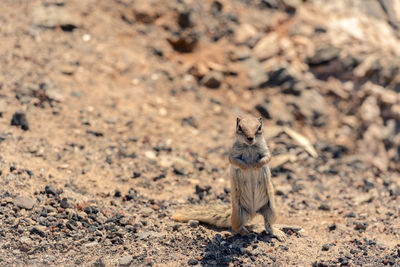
[172,116,286,241]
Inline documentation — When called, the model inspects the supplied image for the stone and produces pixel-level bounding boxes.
[119,256,133,267]
[13,196,35,210]
[230,46,251,61]
[360,96,380,124]
[30,226,46,237]
[252,32,279,61]
[133,1,159,24]
[308,45,341,65]
[60,198,69,209]
[290,89,328,126]
[378,0,400,29]
[255,96,295,124]
[322,244,330,251]
[167,30,199,53]
[234,23,259,46]
[45,185,58,196]
[242,57,269,89]
[267,67,302,95]
[200,71,223,89]
[138,231,151,240]
[92,258,106,267]
[11,112,29,131]
[188,258,198,265]
[32,5,78,30]
[144,151,156,160]
[20,236,33,245]
[141,207,153,217]
[354,222,368,231]
[318,203,331,211]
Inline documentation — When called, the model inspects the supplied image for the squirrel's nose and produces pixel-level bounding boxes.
[247,137,254,142]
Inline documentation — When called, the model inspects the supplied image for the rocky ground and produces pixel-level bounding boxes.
[0,0,400,266]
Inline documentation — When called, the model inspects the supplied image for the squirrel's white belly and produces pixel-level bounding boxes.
[236,167,269,215]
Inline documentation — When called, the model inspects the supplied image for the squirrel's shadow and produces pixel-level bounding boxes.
[199,226,276,266]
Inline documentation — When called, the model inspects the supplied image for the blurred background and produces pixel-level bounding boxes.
[0,0,399,266]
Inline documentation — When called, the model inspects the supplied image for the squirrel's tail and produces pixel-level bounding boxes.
[171,204,231,228]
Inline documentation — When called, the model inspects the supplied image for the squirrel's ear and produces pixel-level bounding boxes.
[236,117,241,126]
[258,117,263,124]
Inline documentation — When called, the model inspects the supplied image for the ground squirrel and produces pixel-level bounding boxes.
[172,116,286,241]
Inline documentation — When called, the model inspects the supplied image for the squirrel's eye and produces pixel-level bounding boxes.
[237,126,243,132]
[257,125,262,132]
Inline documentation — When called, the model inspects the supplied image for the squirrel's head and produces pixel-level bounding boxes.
[235,116,263,146]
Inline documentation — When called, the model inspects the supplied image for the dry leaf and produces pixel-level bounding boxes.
[270,154,297,169]
[283,127,318,158]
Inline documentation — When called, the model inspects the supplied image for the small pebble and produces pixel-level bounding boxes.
[119,255,133,267]
[188,258,198,265]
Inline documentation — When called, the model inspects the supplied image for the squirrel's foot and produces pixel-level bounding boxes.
[267,226,286,241]
[237,226,250,236]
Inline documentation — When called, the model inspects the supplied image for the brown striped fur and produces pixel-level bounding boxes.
[171,116,286,241]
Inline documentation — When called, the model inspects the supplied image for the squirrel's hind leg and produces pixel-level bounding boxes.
[259,202,286,241]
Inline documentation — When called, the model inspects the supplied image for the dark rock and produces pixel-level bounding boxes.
[105,155,113,165]
[173,166,186,176]
[200,71,223,89]
[308,45,341,65]
[354,222,368,231]
[45,185,58,196]
[60,198,69,209]
[167,30,198,53]
[267,67,302,95]
[318,203,331,211]
[322,244,330,251]
[195,185,211,195]
[66,220,78,231]
[30,227,46,237]
[188,258,198,265]
[92,258,106,267]
[153,174,166,181]
[345,211,356,218]
[328,223,336,231]
[261,0,280,9]
[84,206,93,214]
[131,1,159,24]
[87,130,104,137]
[132,172,141,179]
[362,179,375,192]
[11,112,29,131]
[114,189,122,198]
[181,116,198,128]
[178,10,192,28]
[124,188,137,201]
[13,196,35,210]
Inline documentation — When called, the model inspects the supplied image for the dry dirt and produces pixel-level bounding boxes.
[0,0,399,266]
